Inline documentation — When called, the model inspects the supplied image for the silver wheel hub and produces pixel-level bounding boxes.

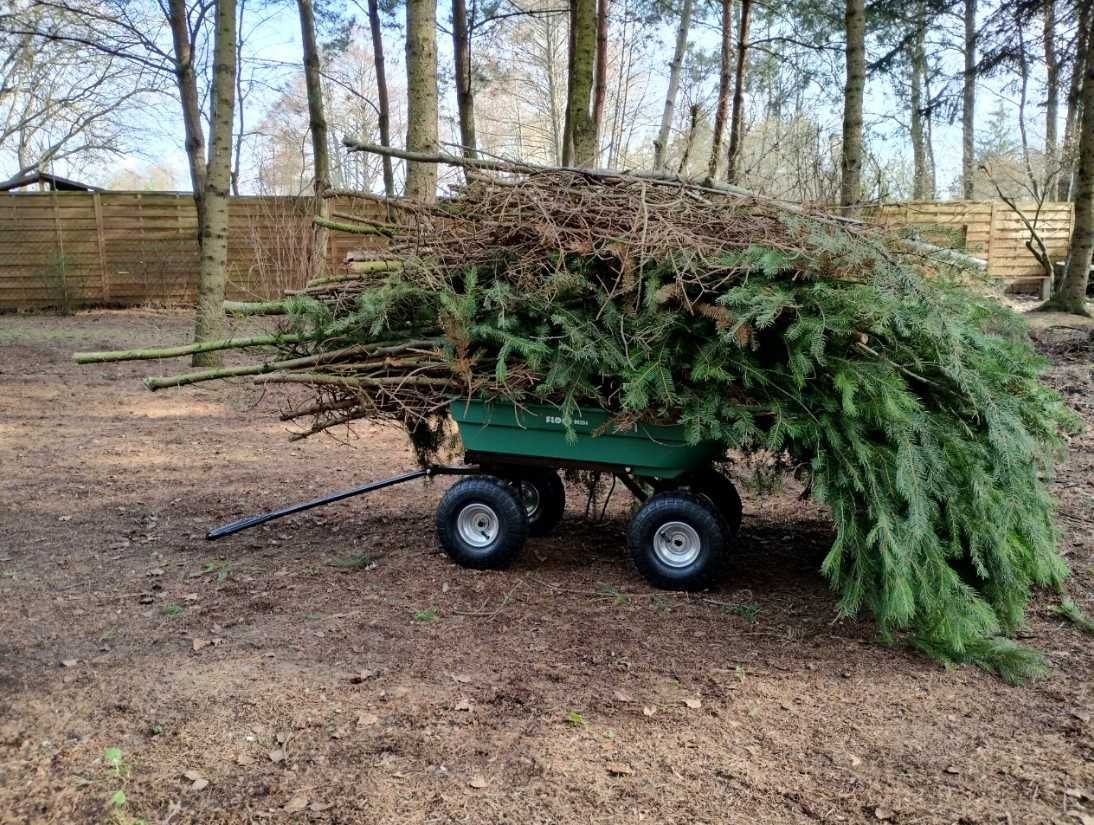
[653,521,702,568]
[457,503,500,548]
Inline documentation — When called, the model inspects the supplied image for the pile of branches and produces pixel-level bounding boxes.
[77,154,1077,681]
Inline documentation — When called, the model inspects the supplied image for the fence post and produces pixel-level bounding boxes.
[93,192,109,302]
[50,190,69,301]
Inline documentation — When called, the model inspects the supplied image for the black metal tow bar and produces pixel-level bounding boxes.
[206,465,474,540]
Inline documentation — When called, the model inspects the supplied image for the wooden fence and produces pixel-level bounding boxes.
[0,191,385,311]
[869,200,1074,289]
[0,192,1076,311]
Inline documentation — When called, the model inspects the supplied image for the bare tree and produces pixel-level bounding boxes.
[0,22,156,178]
[961,0,976,199]
[404,0,438,200]
[909,0,933,199]
[451,0,477,157]
[1045,17,1093,315]
[1059,0,1091,200]
[591,0,609,157]
[192,0,238,365]
[725,0,751,184]
[652,0,693,171]
[296,0,329,279]
[167,0,212,232]
[364,0,395,197]
[706,0,732,179]
[1044,0,1059,174]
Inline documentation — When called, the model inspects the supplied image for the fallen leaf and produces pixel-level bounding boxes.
[1067,812,1094,825]
[350,669,377,684]
[612,690,634,703]
[310,801,333,812]
[642,706,656,717]
[873,806,893,821]
[944,765,960,775]
[235,753,254,767]
[192,638,211,652]
[356,712,379,727]
[451,673,473,684]
[468,774,488,789]
[60,659,78,668]
[268,749,285,764]
[606,762,633,776]
[284,795,309,813]
[454,699,473,712]
[182,770,203,782]
[1065,789,1088,799]
[683,697,702,709]
[850,755,862,768]
[191,778,209,791]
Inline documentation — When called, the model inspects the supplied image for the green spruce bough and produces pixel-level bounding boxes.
[277,218,1075,683]
[78,184,1075,682]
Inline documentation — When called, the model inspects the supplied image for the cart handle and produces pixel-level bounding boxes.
[206,465,470,540]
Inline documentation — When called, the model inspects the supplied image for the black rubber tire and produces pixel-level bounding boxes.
[499,467,566,537]
[435,476,529,569]
[684,468,743,534]
[627,491,727,591]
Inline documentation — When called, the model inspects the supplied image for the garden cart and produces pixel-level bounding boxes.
[208,400,743,590]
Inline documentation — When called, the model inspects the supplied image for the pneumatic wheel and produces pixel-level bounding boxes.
[684,468,743,535]
[436,476,529,569]
[627,491,727,591]
[500,467,566,537]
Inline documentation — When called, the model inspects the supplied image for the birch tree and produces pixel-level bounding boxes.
[652,0,693,171]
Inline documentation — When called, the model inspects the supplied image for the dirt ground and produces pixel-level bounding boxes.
[0,309,1091,825]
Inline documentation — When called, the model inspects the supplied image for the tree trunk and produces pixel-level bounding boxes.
[404,0,438,202]
[725,0,751,184]
[1044,19,1094,314]
[961,0,976,200]
[706,0,733,180]
[367,0,396,198]
[591,0,610,161]
[653,0,694,171]
[677,103,700,175]
[167,0,207,237]
[1044,0,1059,174]
[1059,0,1090,201]
[910,5,929,200]
[297,0,330,282]
[451,0,477,158]
[840,0,865,213]
[231,0,247,197]
[192,0,238,366]
[565,0,597,166]
[562,0,577,166]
